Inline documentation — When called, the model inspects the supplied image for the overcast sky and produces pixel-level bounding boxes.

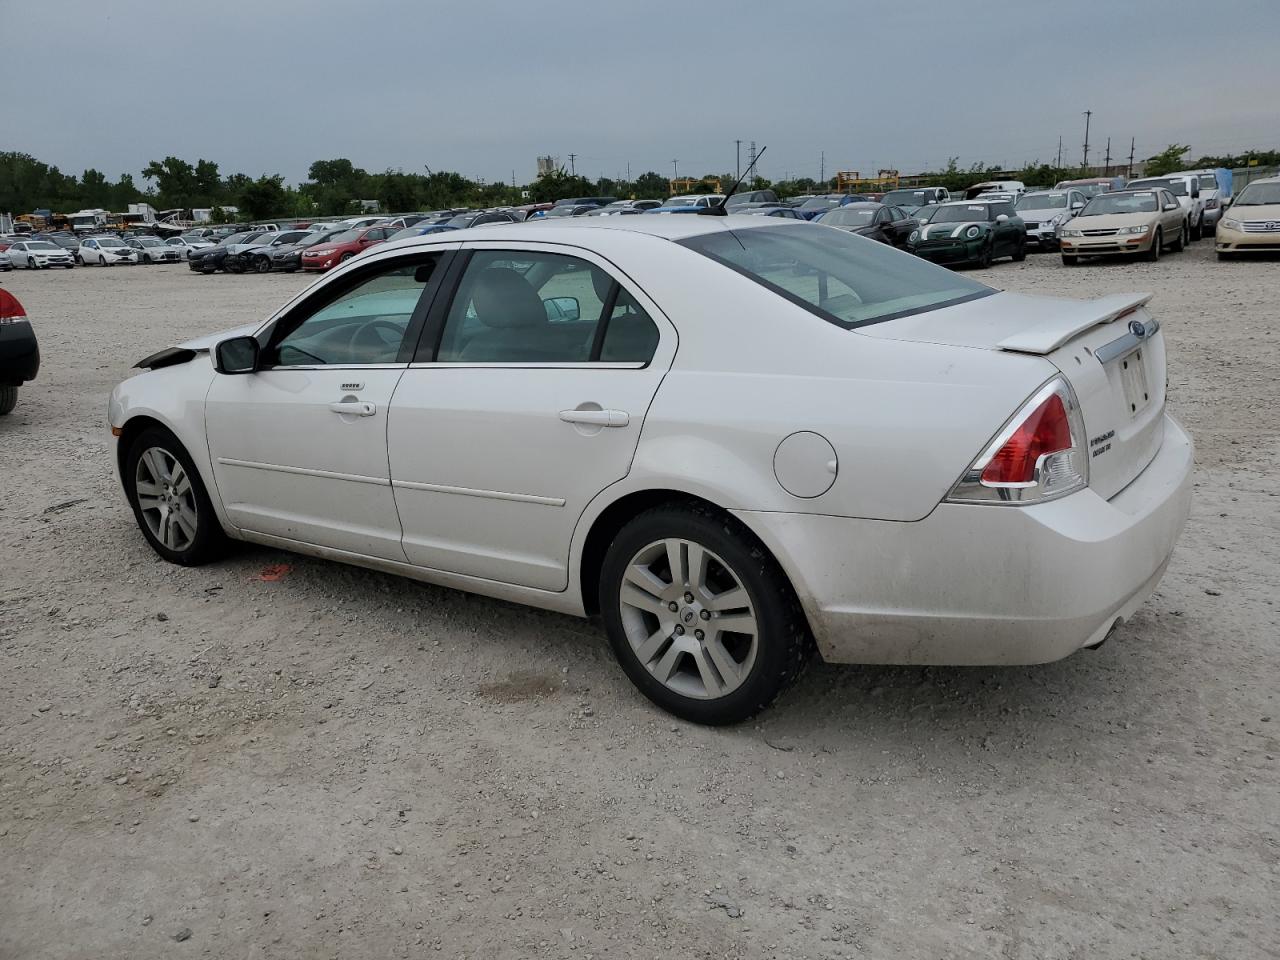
[4,0,1278,187]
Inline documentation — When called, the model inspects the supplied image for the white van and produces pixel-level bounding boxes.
[964,180,1026,200]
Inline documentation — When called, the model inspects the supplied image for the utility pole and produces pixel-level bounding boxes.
[735,140,742,181]
[1082,110,1093,170]
[1103,137,1112,176]
[511,170,516,188]
[567,153,577,176]
[672,159,679,181]
[1127,137,1135,178]
[820,151,825,185]
[1056,136,1063,168]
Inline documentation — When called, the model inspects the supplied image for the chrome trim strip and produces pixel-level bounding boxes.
[1096,317,1160,364]
[216,458,390,486]
[405,362,646,370]
[391,479,565,507]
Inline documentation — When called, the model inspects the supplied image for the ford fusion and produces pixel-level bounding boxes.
[108,217,1192,724]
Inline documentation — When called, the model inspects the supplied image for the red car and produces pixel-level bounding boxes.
[300,225,396,272]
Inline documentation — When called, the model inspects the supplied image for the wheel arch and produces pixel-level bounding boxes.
[575,487,805,621]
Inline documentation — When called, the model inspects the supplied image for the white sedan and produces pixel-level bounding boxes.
[79,236,138,266]
[7,239,76,269]
[108,217,1193,724]
[167,236,216,259]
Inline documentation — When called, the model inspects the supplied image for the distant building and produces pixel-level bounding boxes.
[537,156,560,177]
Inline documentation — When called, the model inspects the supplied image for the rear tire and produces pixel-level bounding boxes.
[0,386,17,415]
[124,426,228,566]
[599,502,813,725]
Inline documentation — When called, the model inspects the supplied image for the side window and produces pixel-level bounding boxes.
[269,257,439,367]
[599,287,660,364]
[436,251,613,363]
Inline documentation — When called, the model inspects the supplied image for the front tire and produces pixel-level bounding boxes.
[599,503,813,725]
[1061,254,1079,266]
[124,427,228,566]
[0,386,16,415]
[254,257,271,273]
[1191,215,1203,241]
[1144,229,1162,262]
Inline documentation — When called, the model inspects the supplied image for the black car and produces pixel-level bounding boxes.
[225,230,313,273]
[817,202,918,247]
[188,230,264,274]
[265,228,349,273]
[0,286,38,415]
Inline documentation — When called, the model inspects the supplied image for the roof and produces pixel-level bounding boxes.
[376,212,791,256]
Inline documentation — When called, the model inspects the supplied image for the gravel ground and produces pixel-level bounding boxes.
[1,243,1277,960]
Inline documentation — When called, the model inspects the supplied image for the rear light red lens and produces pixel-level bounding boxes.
[0,289,26,323]
[981,393,1073,485]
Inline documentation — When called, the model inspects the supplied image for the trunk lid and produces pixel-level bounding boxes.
[862,290,1167,500]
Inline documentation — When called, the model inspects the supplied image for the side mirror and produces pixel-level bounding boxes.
[214,336,260,375]
[544,296,581,322]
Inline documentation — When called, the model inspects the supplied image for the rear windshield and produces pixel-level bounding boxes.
[679,225,991,329]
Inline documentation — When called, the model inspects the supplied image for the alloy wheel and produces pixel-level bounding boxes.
[134,446,199,551]
[617,538,759,700]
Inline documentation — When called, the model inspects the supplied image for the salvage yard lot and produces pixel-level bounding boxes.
[1,244,1277,958]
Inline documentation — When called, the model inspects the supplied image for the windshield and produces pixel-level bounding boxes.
[299,231,338,247]
[545,206,580,217]
[921,205,992,223]
[800,197,841,211]
[1018,193,1068,210]
[1233,182,1280,205]
[882,190,929,207]
[1130,178,1185,196]
[447,215,477,228]
[98,238,128,248]
[326,229,361,243]
[136,237,163,245]
[821,206,877,226]
[680,225,991,329]
[1081,192,1158,215]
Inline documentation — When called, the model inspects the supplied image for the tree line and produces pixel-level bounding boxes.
[3,144,1272,222]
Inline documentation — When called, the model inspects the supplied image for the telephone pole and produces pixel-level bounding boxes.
[820,151,825,185]
[567,153,577,176]
[1103,137,1112,175]
[1056,136,1063,167]
[1082,110,1093,170]
[1127,137,1135,178]
[672,159,679,181]
[735,140,742,181]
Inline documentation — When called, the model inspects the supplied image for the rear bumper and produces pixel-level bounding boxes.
[736,414,1193,665]
[0,320,41,385]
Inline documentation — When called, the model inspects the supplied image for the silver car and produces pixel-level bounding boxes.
[1015,190,1088,247]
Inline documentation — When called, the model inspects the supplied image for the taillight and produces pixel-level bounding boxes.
[0,289,26,324]
[948,378,1088,505]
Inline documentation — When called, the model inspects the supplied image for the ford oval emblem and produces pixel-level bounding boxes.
[1129,319,1147,338]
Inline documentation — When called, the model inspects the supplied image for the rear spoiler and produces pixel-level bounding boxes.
[997,292,1153,355]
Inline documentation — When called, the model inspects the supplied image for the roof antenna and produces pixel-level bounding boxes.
[699,146,767,216]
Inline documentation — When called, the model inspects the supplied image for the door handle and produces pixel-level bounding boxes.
[329,400,376,417]
[559,408,629,428]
